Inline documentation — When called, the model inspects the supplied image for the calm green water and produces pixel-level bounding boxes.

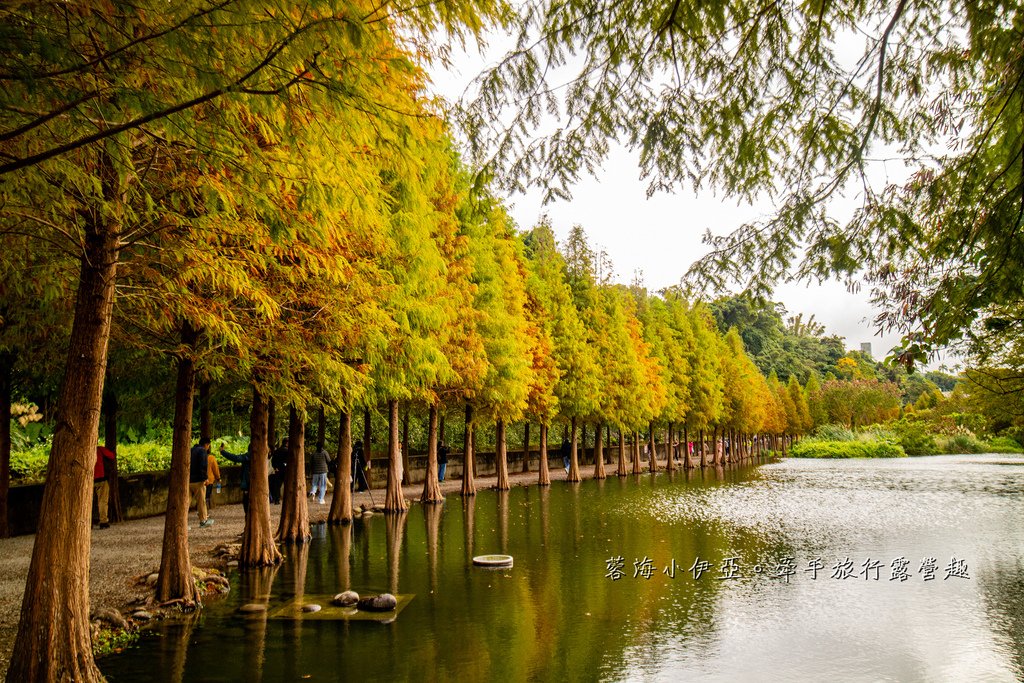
[100,455,1024,682]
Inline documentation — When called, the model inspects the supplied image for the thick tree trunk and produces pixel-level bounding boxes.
[240,387,281,566]
[522,423,531,473]
[683,426,691,468]
[401,406,410,486]
[461,403,476,496]
[363,407,373,491]
[0,354,11,539]
[276,407,311,543]
[384,399,407,512]
[699,429,707,467]
[9,205,119,682]
[199,381,212,442]
[648,422,657,473]
[617,428,626,476]
[594,422,606,479]
[103,390,124,523]
[329,411,353,524]
[567,417,581,482]
[267,398,277,451]
[316,405,326,454]
[538,423,550,486]
[666,422,675,472]
[421,403,443,503]
[495,419,510,490]
[156,323,201,604]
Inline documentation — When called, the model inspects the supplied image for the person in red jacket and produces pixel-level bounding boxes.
[94,446,117,529]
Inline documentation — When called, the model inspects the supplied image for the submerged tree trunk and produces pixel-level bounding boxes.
[421,403,443,503]
[648,422,658,473]
[241,387,281,566]
[538,423,550,486]
[384,399,407,512]
[102,390,124,523]
[617,428,626,476]
[0,354,9,538]
[156,323,201,604]
[594,421,606,479]
[9,204,120,682]
[277,407,310,543]
[522,422,531,473]
[461,403,476,496]
[495,419,510,490]
[567,416,581,482]
[328,411,353,524]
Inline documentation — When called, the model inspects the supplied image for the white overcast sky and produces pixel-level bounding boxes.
[428,40,949,369]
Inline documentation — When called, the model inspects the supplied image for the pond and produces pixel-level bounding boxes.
[100,454,1024,681]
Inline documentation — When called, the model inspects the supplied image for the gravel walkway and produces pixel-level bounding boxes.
[0,461,607,677]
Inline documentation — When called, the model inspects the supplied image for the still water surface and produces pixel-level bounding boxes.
[100,455,1024,682]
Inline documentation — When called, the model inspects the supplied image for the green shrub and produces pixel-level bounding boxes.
[790,439,906,459]
[983,436,1024,453]
[940,434,985,454]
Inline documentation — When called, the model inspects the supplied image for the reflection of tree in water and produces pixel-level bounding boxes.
[497,490,509,554]
[280,543,309,682]
[979,564,1024,678]
[462,496,476,563]
[424,503,442,597]
[239,564,280,683]
[329,523,352,592]
[158,612,200,683]
[385,511,406,595]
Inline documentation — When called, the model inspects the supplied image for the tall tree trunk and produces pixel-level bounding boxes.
[666,422,675,472]
[102,389,123,523]
[495,419,510,490]
[401,406,410,486]
[682,426,691,468]
[568,416,581,482]
[276,407,310,543]
[522,422,531,473]
[699,429,707,467]
[581,423,588,466]
[617,428,626,476]
[241,386,281,566]
[9,202,119,683]
[421,403,443,503]
[648,422,658,473]
[538,423,550,486]
[461,403,476,496]
[593,422,606,479]
[632,432,642,474]
[316,405,326,454]
[363,407,372,491]
[384,399,407,512]
[267,398,277,451]
[199,380,212,442]
[156,323,201,604]
[328,411,353,524]
[0,353,11,539]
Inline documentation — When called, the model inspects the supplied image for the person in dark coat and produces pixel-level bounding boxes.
[190,437,214,527]
[269,438,289,504]
[438,442,449,482]
[560,437,571,473]
[352,439,370,492]
[309,446,331,504]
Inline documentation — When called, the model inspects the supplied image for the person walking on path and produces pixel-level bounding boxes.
[220,442,252,514]
[190,437,214,528]
[309,445,332,505]
[352,439,370,492]
[438,441,449,482]
[93,446,117,529]
[560,437,571,473]
[205,449,222,511]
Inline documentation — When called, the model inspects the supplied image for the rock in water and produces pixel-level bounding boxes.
[332,591,359,607]
[301,604,322,613]
[239,603,268,613]
[357,593,397,612]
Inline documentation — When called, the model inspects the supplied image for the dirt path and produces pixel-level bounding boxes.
[0,461,611,677]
